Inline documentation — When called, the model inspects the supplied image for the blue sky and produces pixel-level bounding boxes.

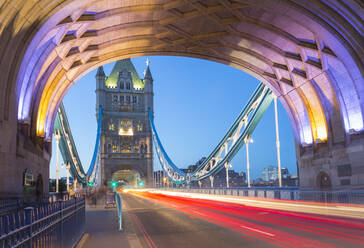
[49,56,297,180]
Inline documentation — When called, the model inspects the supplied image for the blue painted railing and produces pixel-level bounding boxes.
[0,197,85,247]
[54,104,103,185]
[114,191,122,231]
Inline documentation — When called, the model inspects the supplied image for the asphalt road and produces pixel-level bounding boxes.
[122,191,364,248]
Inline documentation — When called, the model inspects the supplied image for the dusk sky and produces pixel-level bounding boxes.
[49,56,296,180]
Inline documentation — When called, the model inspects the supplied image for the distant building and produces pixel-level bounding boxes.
[262,165,278,182]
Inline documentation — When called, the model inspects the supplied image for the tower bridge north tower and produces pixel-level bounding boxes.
[95,59,153,187]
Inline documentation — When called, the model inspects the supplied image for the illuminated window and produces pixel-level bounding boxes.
[121,143,131,153]
[112,144,118,153]
[137,123,143,132]
[119,120,133,136]
[133,145,139,153]
[109,123,114,131]
[133,96,137,103]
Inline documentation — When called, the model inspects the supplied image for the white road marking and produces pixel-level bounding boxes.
[240,225,275,237]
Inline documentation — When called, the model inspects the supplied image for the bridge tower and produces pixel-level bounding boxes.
[95,59,153,187]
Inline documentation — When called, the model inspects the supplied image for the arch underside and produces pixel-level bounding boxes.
[0,0,362,149]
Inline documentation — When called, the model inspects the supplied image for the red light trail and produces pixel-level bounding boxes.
[124,190,364,248]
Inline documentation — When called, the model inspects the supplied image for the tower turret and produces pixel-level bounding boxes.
[95,65,106,114]
[96,66,106,90]
[143,59,153,93]
[143,59,154,113]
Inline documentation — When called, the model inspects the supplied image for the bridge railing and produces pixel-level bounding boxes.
[0,196,85,248]
[157,187,364,205]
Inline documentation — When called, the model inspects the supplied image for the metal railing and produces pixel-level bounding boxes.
[114,191,122,231]
[0,197,85,248]
[158,187,364,205]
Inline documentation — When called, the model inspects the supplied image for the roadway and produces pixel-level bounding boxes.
[122,190,364,248]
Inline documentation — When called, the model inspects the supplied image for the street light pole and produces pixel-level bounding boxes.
[225,162,231,188]
[66,162,70,192]
[210,175,214,188]
[274,95,282,187]
[54,130,61,193]
[245,136,252,188]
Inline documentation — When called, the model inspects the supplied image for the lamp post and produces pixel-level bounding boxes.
[54,130,61,193]
[66,162,70,192]
[73,178,77,191]
[245,136,253,187]
[273,95,282,187]
[225,162,231,188]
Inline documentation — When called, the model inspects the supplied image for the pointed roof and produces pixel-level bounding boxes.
[105,58,144,89]
[96,66,105,77]
[144,65,153,81]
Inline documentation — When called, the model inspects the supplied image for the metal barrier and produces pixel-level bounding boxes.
[114,191,122,231]
[158,187,364,205]
[0,197,85,248]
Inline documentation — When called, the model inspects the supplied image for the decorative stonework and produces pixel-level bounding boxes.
[96,59,153,186]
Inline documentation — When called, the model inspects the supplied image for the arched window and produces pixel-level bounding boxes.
[126,82,131,90]
[120,82,124,89]
[137,122,142,132]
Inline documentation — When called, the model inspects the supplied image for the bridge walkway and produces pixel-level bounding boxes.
[79,201,142,248]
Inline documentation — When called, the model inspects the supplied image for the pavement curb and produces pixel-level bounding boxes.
[75,233,90,248]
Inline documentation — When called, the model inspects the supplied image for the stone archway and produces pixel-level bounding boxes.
[0,1,363,195]
[112,169,142,187]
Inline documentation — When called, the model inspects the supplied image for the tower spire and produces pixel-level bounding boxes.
[144,58,153,80]
[96,65,105,78]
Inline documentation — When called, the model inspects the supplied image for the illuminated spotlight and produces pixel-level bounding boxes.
[111,181,118,188]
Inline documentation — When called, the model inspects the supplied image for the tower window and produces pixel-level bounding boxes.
[112,144,118,153]
[119,95,124,104]
[126,96,131,104]
[112,94,118,103]
[119,119,133,136]
[137,123,143,132]
[126,82,131,90]
[133,96,137,103]
[120,82,124,89]
[109,123,114,131]
[121,143,131,153]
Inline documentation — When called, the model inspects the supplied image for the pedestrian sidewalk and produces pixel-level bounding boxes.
[78,203,142,248]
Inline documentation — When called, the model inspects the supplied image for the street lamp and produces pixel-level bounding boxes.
[245,136,253,187]
[66,162,70,192]
[54,130,61,193]
[273,95,282,187]
[225,162,232,188]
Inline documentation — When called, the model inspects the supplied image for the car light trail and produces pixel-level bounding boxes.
[124,190,364,248]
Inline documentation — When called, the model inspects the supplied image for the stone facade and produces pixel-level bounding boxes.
[95,59,153,186]
[0,1,363,195]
